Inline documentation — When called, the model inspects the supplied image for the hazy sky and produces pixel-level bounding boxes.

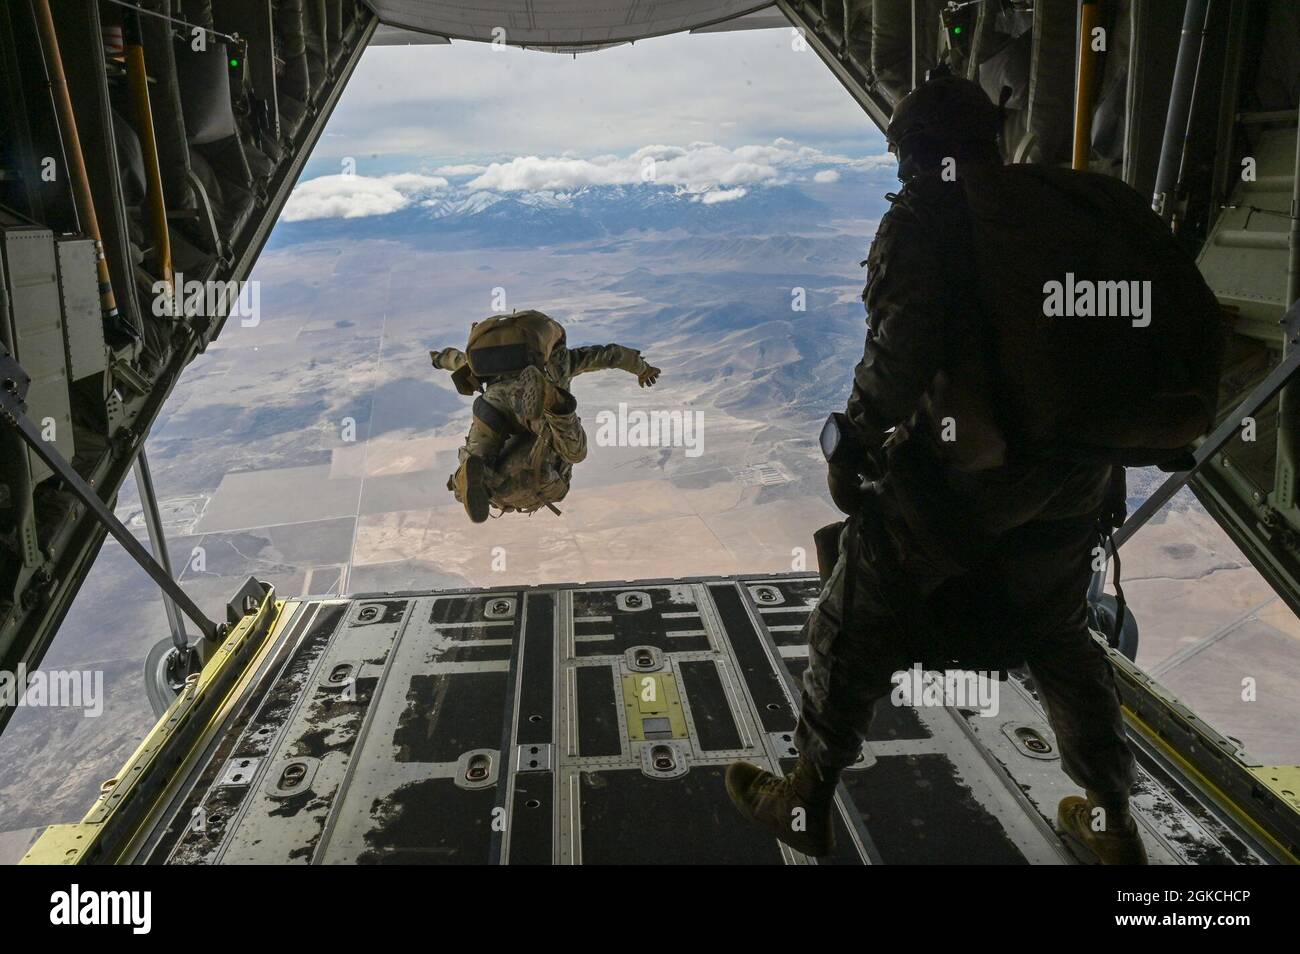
[292,26,892,221]
[309,26,887,170]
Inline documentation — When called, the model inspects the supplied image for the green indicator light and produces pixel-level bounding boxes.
[953,26,963,35]
[229,58,239,67]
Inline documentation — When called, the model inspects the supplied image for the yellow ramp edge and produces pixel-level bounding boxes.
[1249,766,1300,814]
[22,591,292,864]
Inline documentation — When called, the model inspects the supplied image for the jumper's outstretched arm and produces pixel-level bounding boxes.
[568,344,661,387]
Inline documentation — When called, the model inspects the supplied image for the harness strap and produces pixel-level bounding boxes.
[1098,466,1129,645]
[1110,533,1128,644]
[528,430,550,506]
[472,395,515,436]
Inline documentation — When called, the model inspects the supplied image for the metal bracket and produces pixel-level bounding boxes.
[216,756,262,787]
[226,576,269,627]
[768,730,801,761]
[515,742,553,773]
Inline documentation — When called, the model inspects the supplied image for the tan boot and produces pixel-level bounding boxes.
[1057,794,1148,864]
[512,365,548,421]
[453,455,490,523]
[544,383,576,416]
[725,756,838,857]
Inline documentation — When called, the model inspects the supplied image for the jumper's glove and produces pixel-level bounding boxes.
[637,364,661,388]
[430,349,444,369]
[827,461,870,516]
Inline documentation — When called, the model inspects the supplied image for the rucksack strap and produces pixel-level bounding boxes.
[1095,522,1128,649]
[451,364,482,396]
[1100,466,1128,531]
[924,179,1011,453]
[1096,466,1129,646]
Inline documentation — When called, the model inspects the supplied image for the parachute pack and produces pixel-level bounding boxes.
[935,164,1225,467]
[467,310,567,379]
[448,310,567,396]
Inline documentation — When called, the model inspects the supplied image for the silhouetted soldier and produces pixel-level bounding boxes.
[726,77,1222,865]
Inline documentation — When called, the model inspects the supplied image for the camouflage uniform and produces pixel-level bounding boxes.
[795,173,1137,807]
[434,342,653,513]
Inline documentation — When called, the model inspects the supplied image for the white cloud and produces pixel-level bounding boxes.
[467,156,630,192]
[464,140,882,195]
[698,188,747,204]
[381,173,451,194]
[284,138,893,222]
[282,172,448,222]
[434,163,489,177]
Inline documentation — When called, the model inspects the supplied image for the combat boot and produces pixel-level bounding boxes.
[512,365,549,421]
[544,383,577,416]
[1057,794,1148,865]
[726,755,838,857]
[453,455,491,524]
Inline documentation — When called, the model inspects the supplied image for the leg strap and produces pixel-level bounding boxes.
[473,395,515,435]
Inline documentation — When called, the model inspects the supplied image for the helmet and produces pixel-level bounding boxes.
[885,76,1001,151]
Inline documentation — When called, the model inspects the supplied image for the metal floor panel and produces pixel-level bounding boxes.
[317,593,520,864]
[138,575,1271,865]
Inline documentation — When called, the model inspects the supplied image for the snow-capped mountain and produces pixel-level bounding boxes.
[268,182,835,250]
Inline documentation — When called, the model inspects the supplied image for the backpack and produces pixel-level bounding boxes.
[934,165,1224,467]
[466,310,567,379]
[487,433,571,516]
